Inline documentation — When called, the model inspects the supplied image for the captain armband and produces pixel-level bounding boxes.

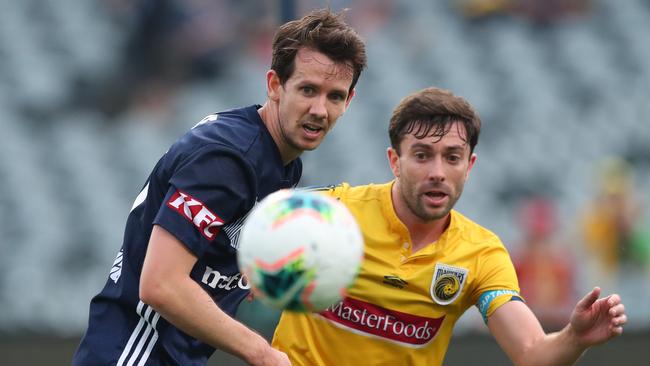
[477,289,523,324]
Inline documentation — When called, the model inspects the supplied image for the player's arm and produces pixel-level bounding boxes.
[487,287,626,366]
[140,225,290,366]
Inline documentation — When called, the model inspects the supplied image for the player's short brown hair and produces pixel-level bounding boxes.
[271,8,367,94]
[389,87,481,155]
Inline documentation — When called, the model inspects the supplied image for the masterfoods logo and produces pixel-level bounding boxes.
[318,297,444,348]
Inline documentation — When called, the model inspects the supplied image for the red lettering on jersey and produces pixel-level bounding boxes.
[167,190,224,240]
[318,297,444,348]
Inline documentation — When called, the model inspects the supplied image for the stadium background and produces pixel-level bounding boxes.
[0,0,648,364]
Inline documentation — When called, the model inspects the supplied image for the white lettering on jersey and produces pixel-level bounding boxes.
[201,266,250,290]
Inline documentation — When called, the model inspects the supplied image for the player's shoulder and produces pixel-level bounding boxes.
[190,105,264,151]
[344,182,389,202]
[304,182,388,203]
[167,105,275,165]
[451,211,504,247]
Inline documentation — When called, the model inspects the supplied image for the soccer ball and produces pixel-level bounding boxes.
[237,189,364,312]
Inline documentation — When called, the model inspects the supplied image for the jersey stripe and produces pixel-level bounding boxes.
[138,319,160,366]
[224,212,250,249]
[118,301,160,366]
[117,302,147,366]
[131,183,150,212]
[127,306,154,366]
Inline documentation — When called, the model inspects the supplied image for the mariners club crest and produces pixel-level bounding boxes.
[430,263,468,305]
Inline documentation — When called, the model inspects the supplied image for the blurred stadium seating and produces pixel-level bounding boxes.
[0,0,648,364]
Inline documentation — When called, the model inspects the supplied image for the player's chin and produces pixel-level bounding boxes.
[298,137,325,151]
[425,205,452,221]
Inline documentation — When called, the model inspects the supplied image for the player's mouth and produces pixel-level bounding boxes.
[423,190,449,206]
[302,122,325,139]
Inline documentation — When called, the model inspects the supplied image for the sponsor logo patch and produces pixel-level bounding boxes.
[383,275,408,289]
[318,297,444,348]
[167,190,224,240]
[109,249,123,283]
[430,263,468,305]
[201,266,251,291]
[193,114,218,129]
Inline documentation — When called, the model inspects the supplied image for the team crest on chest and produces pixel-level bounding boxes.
[430,263,468,305]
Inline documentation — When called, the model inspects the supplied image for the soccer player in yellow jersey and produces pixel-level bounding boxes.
[272,87,627,365]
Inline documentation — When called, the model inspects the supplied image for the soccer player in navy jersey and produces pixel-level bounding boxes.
[72,9,366,366]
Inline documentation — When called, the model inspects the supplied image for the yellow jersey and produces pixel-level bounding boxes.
[272,182,521,366]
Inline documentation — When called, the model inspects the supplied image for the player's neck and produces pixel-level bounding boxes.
[258,102,301,165]
[391,183,450,251]
[408,216,450,252]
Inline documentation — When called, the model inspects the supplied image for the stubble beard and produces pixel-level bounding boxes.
[277,110,307,155]
[279,113,326,153]
[402,183,462,222]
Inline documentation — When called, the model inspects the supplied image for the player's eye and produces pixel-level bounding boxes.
[414,152,428,160]
[329,93,345,103]
[447,155,461,164]
[301,86,316,96]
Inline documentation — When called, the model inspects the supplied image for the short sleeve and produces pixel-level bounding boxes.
[471,243,523,323]
[154,144,255,257]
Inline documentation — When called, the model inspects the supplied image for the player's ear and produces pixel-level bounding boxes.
[465,153,477,180]
[387,147,400,178]
[344,88,355,109]
[266,70,281,102]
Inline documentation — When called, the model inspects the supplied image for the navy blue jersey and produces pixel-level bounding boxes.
[73,105,302,366]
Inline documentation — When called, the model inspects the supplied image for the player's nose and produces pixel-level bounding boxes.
[428,157,446,182]
[308,95,328,120]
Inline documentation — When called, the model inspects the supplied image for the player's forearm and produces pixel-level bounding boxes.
[518,325,587,366]
[140,276,270,364]
[489,301,588,366]
[141,225,278,364]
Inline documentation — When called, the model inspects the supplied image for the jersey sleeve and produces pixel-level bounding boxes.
[471,242,523,323]
[154,144,255,257]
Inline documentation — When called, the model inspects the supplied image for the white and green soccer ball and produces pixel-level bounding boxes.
[237,189,364,312]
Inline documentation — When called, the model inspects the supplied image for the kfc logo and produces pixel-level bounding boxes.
[167,190,224,240]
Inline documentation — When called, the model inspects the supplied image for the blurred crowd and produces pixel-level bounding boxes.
[512,156,649,332]
[74,0,276,118]
[73,0,396,120]
[456,0,594,23]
